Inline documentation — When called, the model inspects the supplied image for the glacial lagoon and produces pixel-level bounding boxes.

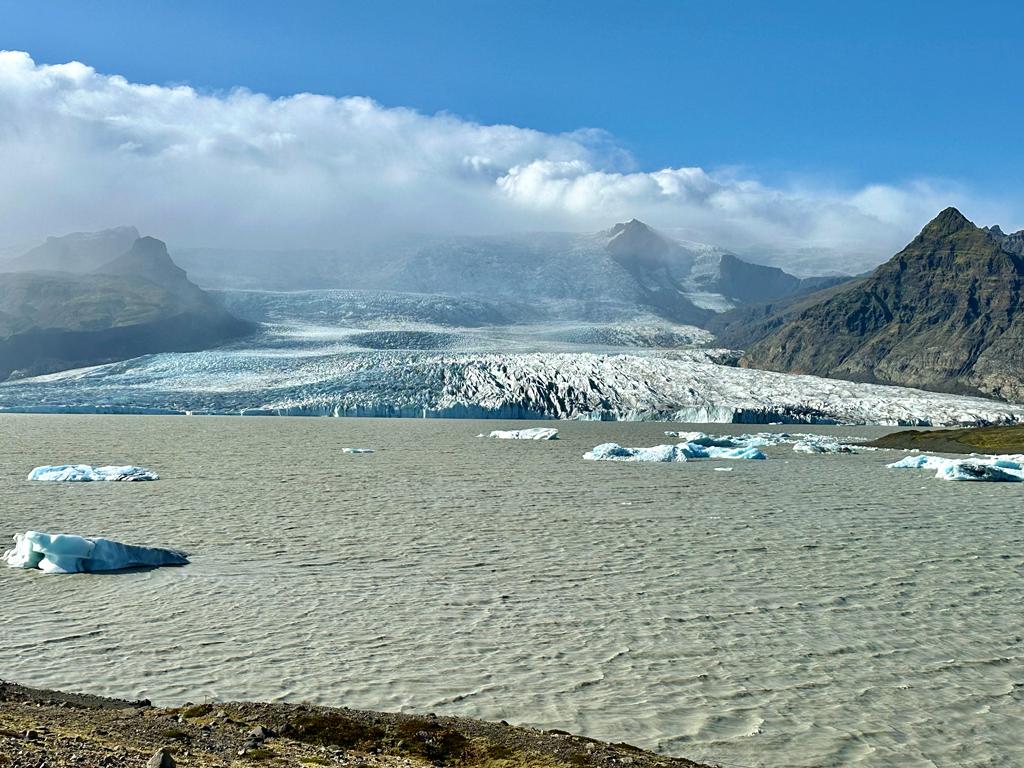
[1,414,1022,767]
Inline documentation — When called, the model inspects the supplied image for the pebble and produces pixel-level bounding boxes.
[147,748,176,768]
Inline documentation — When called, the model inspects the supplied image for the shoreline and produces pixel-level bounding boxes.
[869,424,1024,454]
[0,682,711,768]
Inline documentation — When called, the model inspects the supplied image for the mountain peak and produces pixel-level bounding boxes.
[94,236,197,299]
[919,207,974,239]
[607,218,653,239]
[128,235,173,259]
[5,226,142,274]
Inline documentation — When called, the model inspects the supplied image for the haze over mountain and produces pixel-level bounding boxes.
[2,226,141,274]
[0,234,251,381]
[742,208,1024,401]
[171,219,847,324]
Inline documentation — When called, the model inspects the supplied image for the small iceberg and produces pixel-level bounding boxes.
[792,436,856,454]
[888,455,948,470]
[888,454,1024,482]
[707,445,767,460]
[584,441,766,462]
[342,448,374,454]
[28,465,159,482]
[2,531,189,574]
[584,443,691,462]
[489,428,559,440]
[937,462,1023,482]
[663,431,742,447]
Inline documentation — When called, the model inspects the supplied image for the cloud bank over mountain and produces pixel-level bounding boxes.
[0,51,1013,272]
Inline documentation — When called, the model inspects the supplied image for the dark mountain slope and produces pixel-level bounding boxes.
[706,276,865,349]
[741,208,1024,400]
[0,236,252,380]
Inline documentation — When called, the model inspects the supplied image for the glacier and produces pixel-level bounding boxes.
[887,454,1024,482]
[3,531,189,573]
[28,465,159,482]
[2,304,1024,427]
[489,427,560,440]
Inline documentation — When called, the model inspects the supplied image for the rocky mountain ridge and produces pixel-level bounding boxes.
[742,208,1024,401]
[0,234,251,380]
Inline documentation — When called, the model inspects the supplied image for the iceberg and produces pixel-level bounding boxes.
[706,445,767,460]
[2,531,189,574]
[887,454,1024,482]
[341,448,374,454]
[887,455,948,470]
[792,436,856,454]
[663,431,742,447]
[584,442,691,462]
[28,465,159,482]
[936,462,1023,482]
[489,428,559,440]
[583,441,766,462]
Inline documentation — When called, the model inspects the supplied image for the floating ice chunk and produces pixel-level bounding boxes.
[28,465,159,482]
[584,441,765,462]
[792,436,855,454]
[714,467,734,472]
[2,531,188,573]
[936,462,1023,482]
[888,455,948,470]
[342,448,374,454]
[664,431,741,447]
[584,443,690,462]
[887,453,1024,482]
[706,445,767,460]
[489,428,559,440]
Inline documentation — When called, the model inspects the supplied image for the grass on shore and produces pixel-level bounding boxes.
[869,424,1024,454]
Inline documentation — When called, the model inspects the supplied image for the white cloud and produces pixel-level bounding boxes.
[0,50,1014,272]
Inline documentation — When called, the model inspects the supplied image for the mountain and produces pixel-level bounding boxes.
[1,226,140,273]
[0,234,252,381]
[176,219,844,326]
[706,276,864,349]
[741,208,1024,401]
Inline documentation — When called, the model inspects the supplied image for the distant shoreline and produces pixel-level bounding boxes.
[0,681,710,768]
[870,424,1024,454]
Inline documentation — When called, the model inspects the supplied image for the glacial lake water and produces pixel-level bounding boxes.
[1,414,1022,767]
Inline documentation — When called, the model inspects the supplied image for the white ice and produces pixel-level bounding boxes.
[583,441,766,462]
[489,428,559,440]
[342,448,375,454]
[792,436,857,454]
[2,531,189,573]
[887,454,1024,482]
[27,465,159,482]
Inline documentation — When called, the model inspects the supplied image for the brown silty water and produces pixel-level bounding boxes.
[1,414,1021,767]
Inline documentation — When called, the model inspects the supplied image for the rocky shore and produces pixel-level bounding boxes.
[0,682,710,768]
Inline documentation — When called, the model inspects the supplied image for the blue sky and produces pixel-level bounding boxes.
[0,0,1021,265]
[4,0,1021,186]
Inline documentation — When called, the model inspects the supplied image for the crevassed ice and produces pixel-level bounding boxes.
[4,344,1024,426]
[2,531,189,574]
[27,465,159,482]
